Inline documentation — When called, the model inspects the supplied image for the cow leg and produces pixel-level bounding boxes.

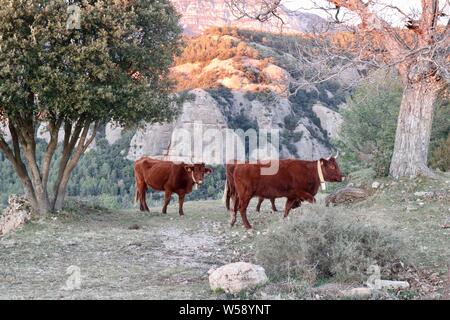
[291,200,301,209]
[284,198,296,218]
[230,210,237,227]
[239,196,252,229]
[230,194,239,227]
[225,183,231,211]
[270,198,278,212]
[142,188,150,212]
[137,184,149,212]
[178,193,185,216]
[255,197,264,213]
[162,190,172,214]
[296,190,316,204]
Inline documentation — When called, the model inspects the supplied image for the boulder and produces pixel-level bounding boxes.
[0,195,33,236]
[209,262,268,294]
[340,287,373,299]
[371,181,380,189]
[325,187,370,206]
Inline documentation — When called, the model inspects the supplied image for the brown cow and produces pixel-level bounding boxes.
[232,157,343,229]
[225,162,278,214]
[134,157,213,215]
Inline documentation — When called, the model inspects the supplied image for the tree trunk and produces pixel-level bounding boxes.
[389,80,440,179]
[52,122,98,211]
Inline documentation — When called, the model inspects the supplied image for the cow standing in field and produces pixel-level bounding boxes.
[225,162,278,214]
[134,157,213,215]
[232,156,344,229]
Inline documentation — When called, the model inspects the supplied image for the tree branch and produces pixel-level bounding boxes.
[41,118,63,190]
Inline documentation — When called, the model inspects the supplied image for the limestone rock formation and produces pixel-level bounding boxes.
[127,89,230,164]
[0,122,11,142]
[127,87,333,163]
[172,0,333,35]
[312,103,343,139]
[209,262,268,294]
[105,122,123,145]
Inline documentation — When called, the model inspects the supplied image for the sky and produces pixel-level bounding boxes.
[283,0,449,26]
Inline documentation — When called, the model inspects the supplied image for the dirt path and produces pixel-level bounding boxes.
[0,200,249,299]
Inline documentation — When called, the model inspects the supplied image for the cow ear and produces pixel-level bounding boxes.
[184,166,192,173]
[205,167,213,174]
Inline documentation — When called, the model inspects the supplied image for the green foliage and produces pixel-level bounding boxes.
[336,72,450,176]
[0,0,182,211]
[208,86,235,111]
[0,0,182,127]
[0,127,226,209]
[335,73,402,176]
[245,89,278,105]
[175,30,259,66]
[209,86,259,132]
[430,134,450,171]
[0,153,22,206]
[278,85,334,155]
[256,207,407,284]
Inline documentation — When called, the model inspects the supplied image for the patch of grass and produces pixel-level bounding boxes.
[255,206,409,285]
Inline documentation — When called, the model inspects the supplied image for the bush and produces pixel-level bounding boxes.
[336,72,450,176]
[255,207,407,284]
[335,72,402,176]
[430,134,450,171]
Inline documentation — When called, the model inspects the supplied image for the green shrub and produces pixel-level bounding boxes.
[335,72,402,176]
[255,206,407,284]
[97,194,121,210]
[430,134,450,171]
[336,72,450,176]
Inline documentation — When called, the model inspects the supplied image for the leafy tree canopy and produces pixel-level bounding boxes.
[0,0,182,213]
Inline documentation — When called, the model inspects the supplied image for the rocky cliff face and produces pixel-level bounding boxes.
[125,31,349,164]
[172,0,332,35]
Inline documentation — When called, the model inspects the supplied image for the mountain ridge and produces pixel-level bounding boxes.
[172,0,333,35]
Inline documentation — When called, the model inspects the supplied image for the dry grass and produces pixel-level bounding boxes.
[0,174,448,299]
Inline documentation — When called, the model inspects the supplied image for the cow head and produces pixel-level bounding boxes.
[319,156,343,182]
[184,163,213,185]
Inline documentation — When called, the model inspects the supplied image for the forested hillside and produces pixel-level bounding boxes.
[1,28,448,209]
[0,125,226,209]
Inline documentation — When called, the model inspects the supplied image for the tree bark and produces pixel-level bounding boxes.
[389,79,441,179]
[0,132,38,211]
[52,122,98,211]
[42,119,62,190]
[14,118,52,214]
[51,121,82,210]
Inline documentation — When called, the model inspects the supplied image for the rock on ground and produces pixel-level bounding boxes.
[0,195,33,236]
[209,262,268,294]
[371,181,381,189]
[340,287,373,299]
[325,187,370,206]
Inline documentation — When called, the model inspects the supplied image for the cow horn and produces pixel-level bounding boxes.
[334,151,339,159]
